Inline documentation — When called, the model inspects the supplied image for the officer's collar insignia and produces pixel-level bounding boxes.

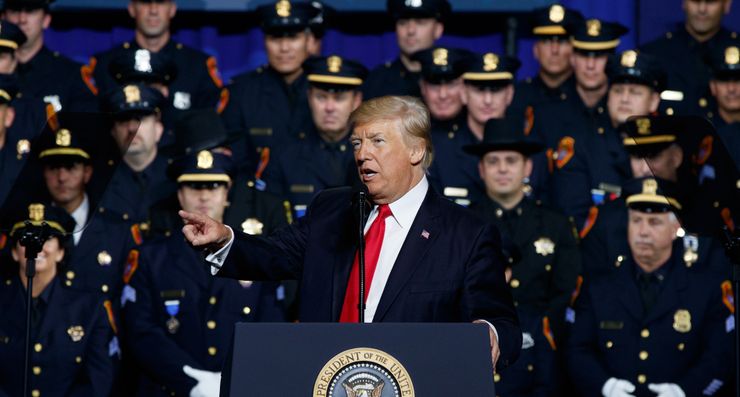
[276,0,291,17]
[587,19,601,37]
[549,5,565,23]
[726,46,739,65]
[405,0,423,8]
[196,150,214,169]
[683,246,698,267]
[124,85,141,104]
[433,48,448,66]
[534,237,555,256]
[673,309,691,333]
[242,218,264,235]
[327,56,342,73]
[636,118,651,135]
[67,325,85,342]
[16,139,30,157]
[56,129,71,147]
[98,251,112,266]
[621,50,638,68]
[134,49,153,73]
[483,53,499,72]
[29,204,44,222]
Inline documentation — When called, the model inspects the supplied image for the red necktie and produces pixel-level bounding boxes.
[339,204,393,323]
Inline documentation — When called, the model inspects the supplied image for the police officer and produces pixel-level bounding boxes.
[2,0,98,113]
[307,0,332,56]
[465,118,581,396]
[510,4,582,117]
[264,55,366,218]
[0,203,117,397]
[221,0,316,177]
[122,149,285,397]
[362,0,450,100]
[90,0,225,116]
[552,49,664,228]
[100,83,176,233]
[641,0,736,117]
[708,40,740,169]
[566,179,733,397]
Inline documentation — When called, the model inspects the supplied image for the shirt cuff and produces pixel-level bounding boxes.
[476,319,499,344]
[206,226,234,275]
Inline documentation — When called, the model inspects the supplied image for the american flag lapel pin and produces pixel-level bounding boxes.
[421,229,430,239]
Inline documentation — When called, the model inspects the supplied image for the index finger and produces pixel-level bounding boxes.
[179,210,206,225]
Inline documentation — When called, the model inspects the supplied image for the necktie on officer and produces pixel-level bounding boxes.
[340,204,393,323]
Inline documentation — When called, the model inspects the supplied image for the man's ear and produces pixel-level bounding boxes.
[433,21,444,40]
[4,106,15,129]
[409,141,425,165]
[524,157,533,178]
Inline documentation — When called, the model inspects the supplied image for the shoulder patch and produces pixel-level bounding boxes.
[542,316,557,350]
[130,224,143,245]
[721,208,735,232]
[555,136,575,169]
[123,250,139,284]
[0,233,6,250]
[103,300,118,334]
[217,88,229,114]
[579,206,599,239]
[80,57,98,95]
[524,106,534,136]
[722,280,734,314]
[569,275,584,306]
[46,104,59,132]
[693,135,713,165]
[206,56,224,88]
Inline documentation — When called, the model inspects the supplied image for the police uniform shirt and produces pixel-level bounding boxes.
[361,57,422,100]
[17,46,98,113]
[717,122,740,170]
[509,74,578,123]
[121,231,285,396]
[0,275,117,397]
[566,240,733,396]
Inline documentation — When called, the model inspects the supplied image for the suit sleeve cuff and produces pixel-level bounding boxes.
[206,226,234,275]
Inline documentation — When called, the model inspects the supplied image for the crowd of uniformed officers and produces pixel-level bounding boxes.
[0,0,738,395]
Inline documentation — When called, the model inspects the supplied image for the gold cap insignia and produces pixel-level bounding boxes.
[642,178,658,195]
[242,218,264,235]
[534,237,555,256]
[327,55,342,73]
[123,85,141,104]
[16,139,30,156]
[196,150,214,169]
[97,251,112,266]
[621,50,638,68]
[483,53,499,72]
[549,5,565,23]
[56,129,71,147]
[587,19,601,37]
[636,117,651,135]
[276,0,291,17]
[726,46,739,65]
[433,48,448,66]
[29,203,45,222]
[67,325,85,342]
[672,309,691,333]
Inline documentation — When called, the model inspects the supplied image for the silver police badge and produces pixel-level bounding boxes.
[314,348,414,396]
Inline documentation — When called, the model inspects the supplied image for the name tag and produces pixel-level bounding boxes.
[443,186,468,198]
[249,127,273,136]
[160,289,186,299]
[599,320,624,330]
[290,184,315,194]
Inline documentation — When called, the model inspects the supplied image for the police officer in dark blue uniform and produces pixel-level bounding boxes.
[264,55,366,218]
[465,118,581,396]
[551,49,664,228]
[2,0,98,113]
[708,40,740,168]
[122,148,285,397]
[221,0,317,178]
[566,180,733,397]
[100,83,176,234]
[362,0,450,100]
[0,203,118,397]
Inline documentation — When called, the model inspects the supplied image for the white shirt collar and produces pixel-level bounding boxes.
[70,194,89,232]
[380,176,428,229]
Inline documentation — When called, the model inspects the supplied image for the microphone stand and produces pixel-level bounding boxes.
[357,190,367,323]
[721,227,740,397]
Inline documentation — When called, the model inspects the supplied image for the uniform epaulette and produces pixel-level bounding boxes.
[122,42,131,49]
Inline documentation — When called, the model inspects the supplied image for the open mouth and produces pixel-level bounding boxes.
[360,168,378,182]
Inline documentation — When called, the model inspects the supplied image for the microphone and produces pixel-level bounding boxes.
[352,183,370,323]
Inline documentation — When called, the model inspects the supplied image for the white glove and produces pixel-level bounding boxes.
[183,365,222,397]
[648,383,686,397]
[602,377,637,397]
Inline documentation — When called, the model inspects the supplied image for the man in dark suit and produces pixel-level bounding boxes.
[180,96,521,370]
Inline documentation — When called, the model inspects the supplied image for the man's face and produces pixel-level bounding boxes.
[628,209,680,267]
[128,0,176,39]
[463,84,513,126]
[307,87,361,137]
[630,145,683,181]
[264,32,311,76]
[479,150,531,197]
[12,237,64,273]
[177,184,229,222]
[608,83,660,125]
[111,115,161,157]
[395,18,443,58]
[683,0,730,37]
[571,52,609,90]
[420,78,464,121]
[0,51,17,73]
[533,38,573,76]
[4,8,49,48]
[710,79,740,114]
[351,119,424,204]
[43,162,92,207]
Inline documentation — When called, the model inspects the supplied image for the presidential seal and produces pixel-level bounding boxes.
[313,348,414,397]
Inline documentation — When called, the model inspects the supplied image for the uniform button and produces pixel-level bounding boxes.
[597,127,604,134]
[597,106,604,114]
[615,256,624,267]
[677,343,685,351]
[65,280,72,287]
[123,213,129,220]
[699,98,708,108]
[101,284,109,293]
[494,373,501,382]
[513,301,519,307]
[666,107,674,115]
[713,201,720,208]
[207,321,216,329]
[75,356,82,363]
[66,271,75,280]
[209,296,217,305]
[5,279,10,285]
[208,347,217,356]
[637,374,647,384]
[527,364,534,372]
[34,343,42,352]
[495,209,503,218]
[448,132,454,139]
[560,93,567,100]
[243,306,252,315]
[639,351,648,360]
[736,179,740,189]
[605,341,613,349]
[545,264,552,272]
[641,328,650,338]
[510,279,520,288]
[33,366,41,375]
[31,390,40,397]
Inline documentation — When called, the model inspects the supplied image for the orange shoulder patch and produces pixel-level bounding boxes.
[722,280,734,314]
[80,57,99,96]
[524,106,534,136]
[580,206,599,239]
[721,208,735,232]
[693,135,713,165]
[206,56,224,88]
[255,147,271,181]
[569,275,584,306]
[216,88,230,114]
[555,136,575,169]
[46,104,59,132]
[130,224,143,245]
[123,250,139,284]
[103,300,118,334]
[542,316,557,350]
[0,233,6,250]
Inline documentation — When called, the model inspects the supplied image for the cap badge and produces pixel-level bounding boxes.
[276,0,291,17]
[636,118,651,135]
[134,49,153,73]
[56,129,71,147]
[587,19,601,37]
[327,55,342,73]
[549,5,565,23]
[405,0,423,8]
[196,150,214,170]
[29,203,45,222]
[642,179,658,195]
[433,48,448,66]
[621,50,638,68]
[726,46,739,65]
[123,85,141,104]
[483,53,499,72]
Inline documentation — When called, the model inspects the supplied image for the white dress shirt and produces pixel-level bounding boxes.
[70,194,89,245]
